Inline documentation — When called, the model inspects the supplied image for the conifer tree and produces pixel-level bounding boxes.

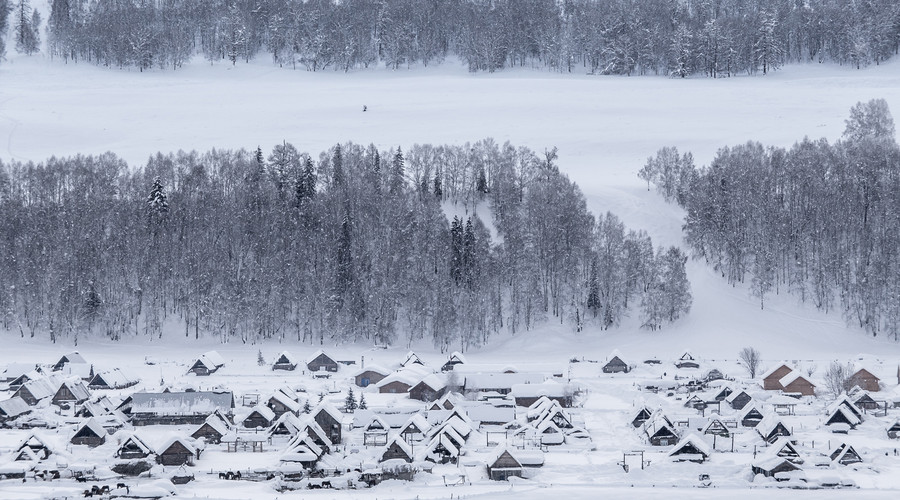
[147,177,169,225]
[344,387,358,412]
[358,392,367,410]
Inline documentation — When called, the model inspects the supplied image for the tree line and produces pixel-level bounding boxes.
[642,99,900,339]
[0,140,690,348]
[0,0,894,75]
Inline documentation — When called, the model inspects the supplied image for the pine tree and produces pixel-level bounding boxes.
[344,387,357,412]
[433,170,442,199]
[390,147,405,194]
[257,349,265,366]
[147,177,169,225]
[358,392,367,410]
[14,0,38,55]
[302,399,312,413]
[332,144,344,187]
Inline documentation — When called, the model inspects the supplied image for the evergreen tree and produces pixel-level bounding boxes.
[14,0,38,55]
[344,387,357,412]
[302,399,312,413]
[433,170,442,199]
[358,392,367,410]
[257,349,265,366]
[332,144,344,187]
[147,176,169,225]
[390,147,405,194]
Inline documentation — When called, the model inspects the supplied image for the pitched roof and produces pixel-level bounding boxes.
[413,373,447,392]
[18,376,60,401]
[463,373,545,391]
[58,380,92,401]
[56,352,87,366]
[201,351,225,367]
[239,405,276,424]
[74,418,108,440]
[779,371,815,388]
[267,391,302,413]
[274,351,300,365]
[0,397,31,418]
[760,363,793,380]
[117,432,154,455]
[354,364,391,377]
[89,369,139,389]
[668,433,712,458]
[306,350,334,365]
[401,351,424,367]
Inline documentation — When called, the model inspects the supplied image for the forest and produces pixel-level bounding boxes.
[0,140,690,348]
[641,99,900,340]
[1,0,898,76]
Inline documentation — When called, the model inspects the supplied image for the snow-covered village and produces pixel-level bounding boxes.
[1,344,900,499]
[8,0,900,499]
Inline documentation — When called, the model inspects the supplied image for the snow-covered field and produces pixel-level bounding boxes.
[5,51,900,498]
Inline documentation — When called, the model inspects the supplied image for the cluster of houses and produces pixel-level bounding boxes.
[605,350,900,487]
[0,349,588,491]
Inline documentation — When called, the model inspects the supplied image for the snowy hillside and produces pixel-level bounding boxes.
[3,54,900,358]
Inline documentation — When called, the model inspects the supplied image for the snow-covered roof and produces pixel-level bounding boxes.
[313,402,344,424]
[201,351,225,367]
[157,435,195,455]
[354,364,391,377]
[117,432,154,455]
[760,363,793,380]
[401,351,424,367]
[56,352,87,366]
[306,350,334,365]
[274,351,300,365]
[447,351,467,364]
[130,391,234,415]
[89,368,139,389]
[399,414,432,435]
[375,368,424,389]
[18,376,59,401]
[779,371,814,388]
[240,405,276,424]
[463,404,515,425]
[668,433,712,458]
[756,414,787,437]
[58,380,92,401]
[414,373,447,392]
[74,418,108,440]
[267,391,302,413]
[381,434,413,460]
[0,397,31,418]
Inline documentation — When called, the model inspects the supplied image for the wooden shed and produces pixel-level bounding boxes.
[116,434,154,459]
[313,403,343,445]
[240,406,276,429]
[272,351,299,371]
[71,418,107,447]
[849,367,880,392]
[306,350,338,373]
[409,374,447,402]
[830,443,863,465]
[752,456,802,479]
[602,354,629,374]
[486,447,525,481]
[53,380,92,407]
[188,351,225,376]
[761,364,793,391]
[354,365,391,388]
[725,390,752,410]
[52,352,87,371]
[779,372,815,396]
[156,437,198,466]
[380,436,414,463]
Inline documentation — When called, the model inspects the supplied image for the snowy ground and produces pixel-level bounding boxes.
[5,45,900,498]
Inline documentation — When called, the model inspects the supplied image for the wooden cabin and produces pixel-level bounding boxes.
[441,352,466,372]
[188,351,225,376]
[740,406,765,427]
[88,369,139,390]
[602,355,629,374]
[52,352,87,372]
[756,415,791,443]
[887,421,900,439]
[0,397,31,423]
[272,351,299,371]
[380,436,414,463]
[354,365,391,388]
[668,434,711,462]
[761,364,793,391]
[752,456,801,480]
[779,372,815,396]
[53,380,91,407]
[15,435,52,461]
[15,377,58,406]
[725,390,752,410]
[240,406,276,429]
[631,407,652,428]
[313,403,343,445]
[156,437,198,466]
[486,447,524,481]
[70,418,107,447]
[306,350,338,373]
[409,375,447,402]
[266,391,301,417]
[830,443,863,465]
[117,434,153,459]
[849,367,880,392]
[675,351,699,369]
